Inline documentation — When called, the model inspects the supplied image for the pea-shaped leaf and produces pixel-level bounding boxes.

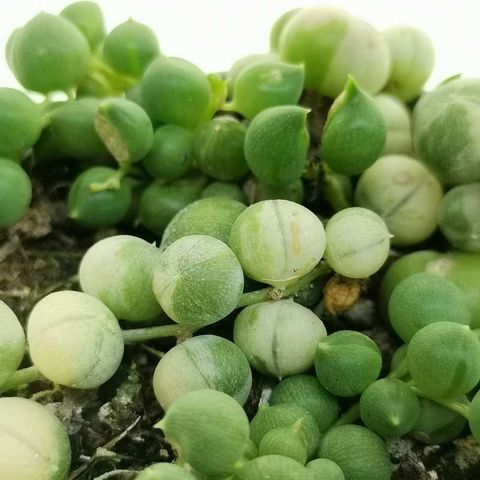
[60,1,106,51]
[161,197,246,250]
[8,12,90,93]
[321,77,386,175]
[382,26,435,102]
[379,250,480,329]
[270,374,339,432]
[319,425,391,480]
[468,390,480,443]
[314,330,382,396]
[306,459,345,480]
[153,335,252,410]
[201,181,246,203]
[324,207,391,279]
[411,396,468,445]
[270,9,301,51]
[407,322,480,398]
[27,291,124,389]
[412,78,480,185]
[48,98,107,161]
[143,125,193,181]
[233,300,327,378]
[388,273,471,342]
[258,424,308,465]
[244,105,309,187]
[247,177,305,204]
[231,60,305,119]
[439,182,480,252]
[279,6,390,98]
[233,455,313,480]
[193,116,249,181]
[229,200,326,288]
[227,53,280,92]
[0,301,25,388]
[102,19,160,78]
[360,378,420,438]
[141,57,212,130]
[157,389,250,478]
[355,154,443,246]
[373,93,412,155]
[138,175,207,236]
[0,158,32,228]
[0,87,42,161]
[250,404,321,458]
[152,235,244,328]
[79,235,162,322]
[68,167,132,229]
[0,398,71,480]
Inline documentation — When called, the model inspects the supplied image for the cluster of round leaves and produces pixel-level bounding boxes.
[0,192,393,480]
[0,0,446,249]
[1,227,480,478]
[3,3,480,480]
[1,1,476,270]
[377,256,480,446]
[0,195,391,397]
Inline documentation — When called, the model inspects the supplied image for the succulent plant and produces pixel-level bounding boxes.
[229,200,326,288]
[319,425,391,480]
[324,207,391,278]
[153,335,252,410]
[355,155,443,246]
[0,301,25,388]
[0,397,71,480]
[157,389,250,478]
[27,290,124,389]
[234,300,327,378]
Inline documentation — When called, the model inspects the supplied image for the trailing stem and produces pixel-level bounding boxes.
[0,366,43,394]
[237,261,332,308]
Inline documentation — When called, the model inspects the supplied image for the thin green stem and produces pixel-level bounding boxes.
[122,324,195,344]
[86,70,115,94]
[126,263,331,344]
[331,403,360,428]
[237,262,332,308]
[221,101,236,112]
[410,385,470,418]
[90,167,129,192]
[237,286,273,308]
[205,73,228,119]
[89,57,137,90]
[0,366,43,394]
[66,88,76,101]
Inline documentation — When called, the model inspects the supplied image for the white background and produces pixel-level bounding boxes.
[1,0,480,91]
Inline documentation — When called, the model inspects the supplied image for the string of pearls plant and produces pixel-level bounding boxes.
[1,2,480,480]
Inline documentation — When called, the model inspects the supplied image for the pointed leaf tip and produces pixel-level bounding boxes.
[154,419,166,430]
